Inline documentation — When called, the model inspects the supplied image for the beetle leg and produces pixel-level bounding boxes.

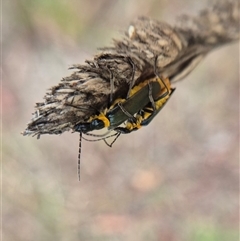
[154,56,170,99]
[147,81,156,111]
[126,56,136,98]
[140,87,175,126]
[117,102,137,123]
[103,132,121,147]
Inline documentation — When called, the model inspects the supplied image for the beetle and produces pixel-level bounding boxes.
[74,76,174,135]
[74,76,174,180]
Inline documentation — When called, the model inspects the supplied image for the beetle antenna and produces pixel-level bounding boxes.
[78,132,83,181]
[108,67,114,103]
[82,131,119,144]
[126,57,136,98]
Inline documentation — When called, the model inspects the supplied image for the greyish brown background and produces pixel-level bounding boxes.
[3,0,239,240]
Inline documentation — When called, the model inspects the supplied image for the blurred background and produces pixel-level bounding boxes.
[3,0,239,240]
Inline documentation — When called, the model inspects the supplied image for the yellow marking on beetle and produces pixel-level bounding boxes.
[123,77,173,132]
[97,113,110,127]
[125,119,142,131]
[89,112,110,127]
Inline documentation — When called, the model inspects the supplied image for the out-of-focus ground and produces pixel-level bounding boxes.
[2,0,239,240]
